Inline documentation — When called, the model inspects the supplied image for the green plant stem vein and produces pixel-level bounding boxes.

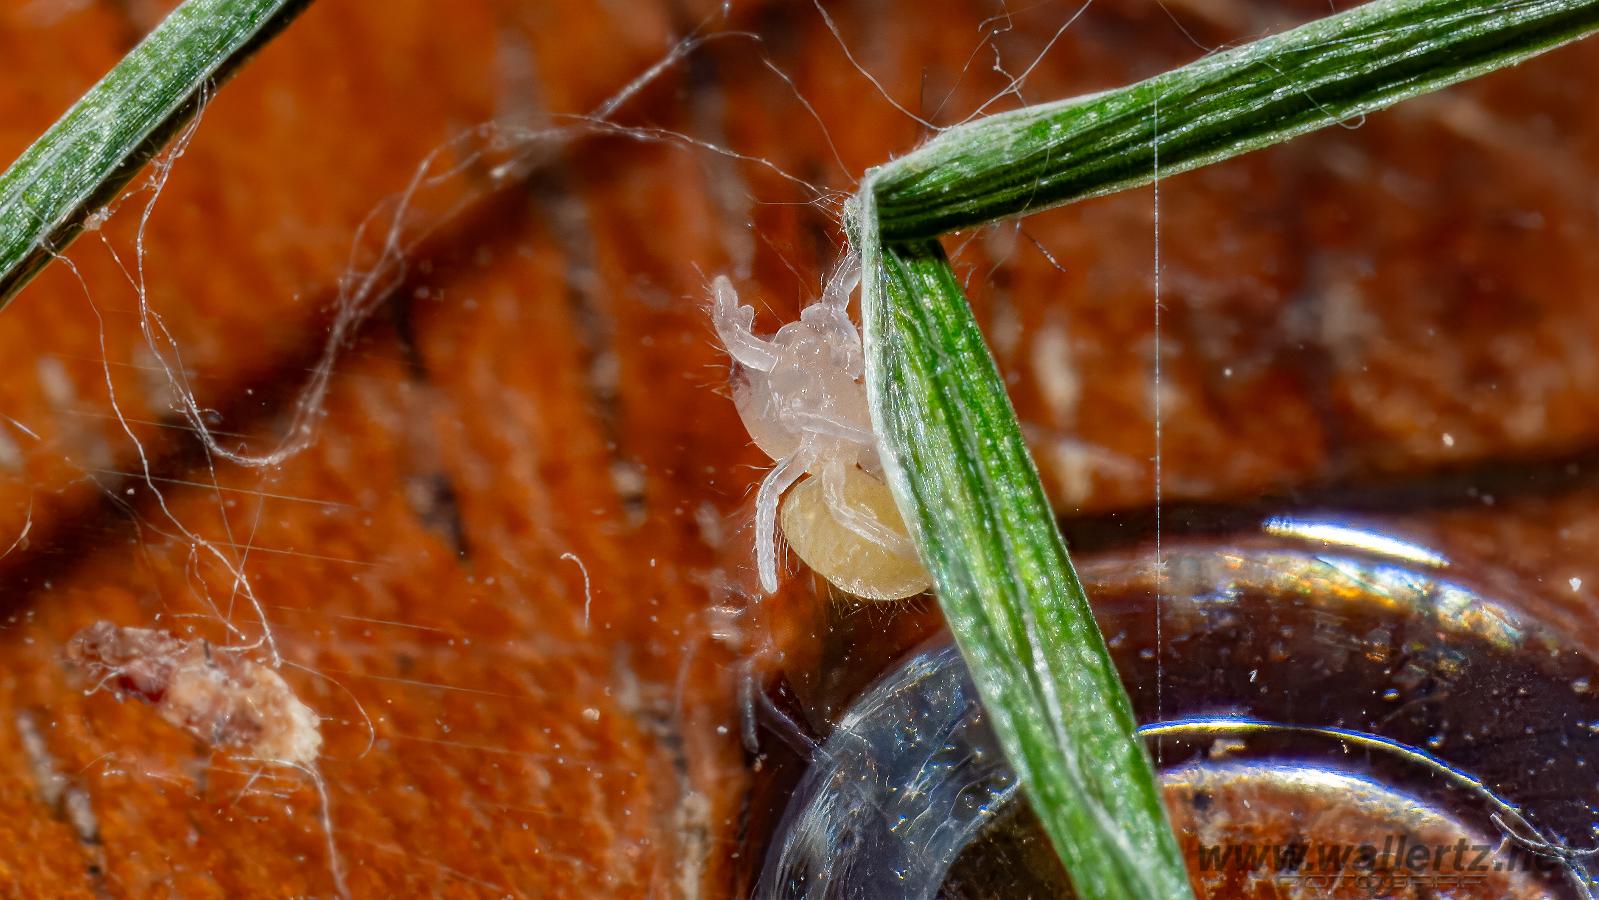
[859,226,1191,900]
[0,0,311,306]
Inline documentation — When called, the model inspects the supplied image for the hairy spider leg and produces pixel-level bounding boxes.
[755,444,814,593]
[712,275,779,371]
[819,255,861,311]
[786,407,875,446]
[819,457,917,556]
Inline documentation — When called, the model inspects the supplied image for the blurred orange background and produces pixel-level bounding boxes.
[2,0,1598,895]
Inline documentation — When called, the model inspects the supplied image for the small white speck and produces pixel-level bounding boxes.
[1222,367,1233,378]
[1249,669,1258,683]
[1441,433,1455,447]
[582,708,600,723]
[1571,577,1584,593]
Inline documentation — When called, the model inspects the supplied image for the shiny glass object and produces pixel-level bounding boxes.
[758,527,1599,898]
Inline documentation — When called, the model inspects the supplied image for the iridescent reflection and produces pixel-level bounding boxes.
[758,531,1599,898]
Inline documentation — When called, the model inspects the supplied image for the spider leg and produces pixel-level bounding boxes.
[819,457,917,556]
[820,254,861,311]
[754,448,811,594]
[712,275,780,371]
[788,408,875,445]
[807,257,865,377]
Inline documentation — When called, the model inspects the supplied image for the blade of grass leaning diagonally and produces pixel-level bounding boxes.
[873,0,1599,239]
[855,1,1599,898]
[0,0,312,307]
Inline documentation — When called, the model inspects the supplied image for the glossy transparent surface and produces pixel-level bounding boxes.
[759,530,1599,897]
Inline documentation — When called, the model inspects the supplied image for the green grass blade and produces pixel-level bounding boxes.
[0,0,311,307]
[855,2,1599,895]
[857,227,1190,898]
[872,0,1599,239]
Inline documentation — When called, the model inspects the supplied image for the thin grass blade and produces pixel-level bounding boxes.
[0,0,311,306]
[857,227,1191,899]
[872,0,1599,239]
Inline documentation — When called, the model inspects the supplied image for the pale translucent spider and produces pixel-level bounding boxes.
[712,260,931,600]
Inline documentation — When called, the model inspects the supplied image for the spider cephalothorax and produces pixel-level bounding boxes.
[711,260,930,600]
